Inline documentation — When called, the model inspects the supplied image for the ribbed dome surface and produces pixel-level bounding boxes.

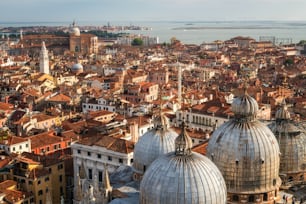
[207,93,281,194]
[231,94,258,118]
[275,101,290,120]
[133,128,178,174]
[140,152,227,204]
[269,103,306,174]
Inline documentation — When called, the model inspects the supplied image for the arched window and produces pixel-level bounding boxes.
[232,195,239,202]
[263,193,268,201]
[248,195,255,202]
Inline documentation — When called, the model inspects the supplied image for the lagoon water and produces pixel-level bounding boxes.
[1,21,306,45]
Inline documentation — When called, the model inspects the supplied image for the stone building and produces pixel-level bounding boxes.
[207,90,281,203]
[269,101,306,187]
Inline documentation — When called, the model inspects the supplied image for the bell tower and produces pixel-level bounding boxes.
[39,41,50,74]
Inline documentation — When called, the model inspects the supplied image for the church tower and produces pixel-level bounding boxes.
[39,41,50,74]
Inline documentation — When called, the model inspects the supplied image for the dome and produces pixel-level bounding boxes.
[231,92,258,119]
[207,91,281,194]
[70,27,80,36]
[70,21,80,36]
[275,100,290,120]
[71,63,83,73]
[140,123,227,204]
[269,102,306,175]
[133,114,178,176]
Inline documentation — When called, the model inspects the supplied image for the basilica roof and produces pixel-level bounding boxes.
[269,101,306,174]
[207,91,281,193]
[133,114,178,175]
[140,122,227,204]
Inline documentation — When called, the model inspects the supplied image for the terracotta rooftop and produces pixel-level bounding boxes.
[21,152,64,167]
[0,136,28,146]
[77,135,134,154]
[0,102,14,111]
[0,180,32,203]
[47,93,71,103]
[27,131,65,149]
[192,141,209,156]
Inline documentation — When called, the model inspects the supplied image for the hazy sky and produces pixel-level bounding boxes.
[1,0,306,23]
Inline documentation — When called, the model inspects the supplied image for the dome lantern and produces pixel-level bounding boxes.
[275,99,290,121]
[175,122,192,156]
[231,90,258,122]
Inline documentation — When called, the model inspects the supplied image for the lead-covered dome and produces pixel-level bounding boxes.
[133,114,178,178]
[275,100,290,120]
[71,63,83,74]
[207,91,281,195]
[140,123,227,204]
[231,91,258,119]
[269,101,306,176]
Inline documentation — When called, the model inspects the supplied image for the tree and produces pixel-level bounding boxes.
[131,38,143,46]
[298,40,306,46]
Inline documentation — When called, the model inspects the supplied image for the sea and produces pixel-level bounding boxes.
[1,21,306,45]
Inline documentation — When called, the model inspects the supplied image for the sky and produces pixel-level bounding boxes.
[1,0,306,23]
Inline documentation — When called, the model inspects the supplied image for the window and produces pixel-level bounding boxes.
[59,175,62,182]
[88,169,92,180]
[263,193,268,201]
[28,181,33,185]
[19,145,22,150]
[38,180,41,185]
[97,154,101,159]
[38,190,43,195]
[47,147,50,152]
[49,168,52,173]
[248,195,255,202]
[60,186,63,195]
[233,195,239,202]
[13,147,15,151]
[108,156,112,161]
[77,150,81,154]
[99,171,102,182]
[45,177,49,182]
[58,164,63,170]
[119,158,123,163]
[53,145,57,150]
[130,159,133,163]
[87,152,91,156]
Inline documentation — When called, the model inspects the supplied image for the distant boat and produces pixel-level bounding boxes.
[185,23,193,25]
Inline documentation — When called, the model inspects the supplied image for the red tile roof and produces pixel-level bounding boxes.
[78,135,134,154]
[47,93,71,103]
